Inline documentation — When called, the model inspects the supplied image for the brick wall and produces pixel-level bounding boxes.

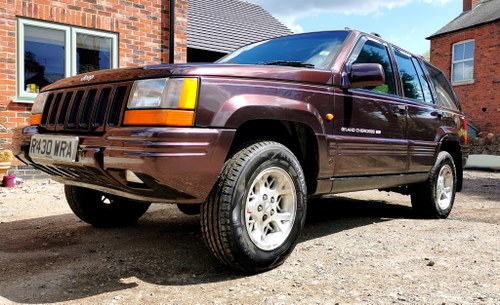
[429,21,500,134]
[0,0,187,151]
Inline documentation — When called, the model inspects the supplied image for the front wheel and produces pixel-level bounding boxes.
[64,185,151,227]
[201,141,307,273]
[411,151,457,219]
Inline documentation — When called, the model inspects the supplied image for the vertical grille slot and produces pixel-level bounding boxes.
[58,92,73,126]
[79,89,98,128]
[108,86,128,127]
[48,93,63,126]
[41,82,131,133]
[40,94,55,127]
[93,87,111,128]
[67,90,85,129]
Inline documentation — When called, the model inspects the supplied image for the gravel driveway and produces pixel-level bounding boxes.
[0,170,499,304]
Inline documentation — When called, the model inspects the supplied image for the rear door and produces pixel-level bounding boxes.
[332,36,408,176]
[392,48,441,173]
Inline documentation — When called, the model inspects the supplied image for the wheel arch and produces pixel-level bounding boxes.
[210,94,326,134]
[228,119,320,195]
[438,138,464,192]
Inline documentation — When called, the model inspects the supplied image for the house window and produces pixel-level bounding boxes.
[17,19,118,102]
[451,40,474,83]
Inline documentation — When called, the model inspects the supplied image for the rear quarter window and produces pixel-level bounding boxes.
[425,64,460,111]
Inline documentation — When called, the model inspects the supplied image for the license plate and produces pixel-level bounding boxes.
[29,135,79,162]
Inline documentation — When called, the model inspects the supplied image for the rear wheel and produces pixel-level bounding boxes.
[411,151,456,219]
[201,141,307,273]
[64,185,150,227]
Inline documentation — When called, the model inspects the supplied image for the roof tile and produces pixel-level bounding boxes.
[427,0,500,39]
[188,0,292,53]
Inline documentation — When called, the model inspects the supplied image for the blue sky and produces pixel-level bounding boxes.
[247,0,463,55]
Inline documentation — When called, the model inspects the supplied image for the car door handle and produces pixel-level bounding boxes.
[392,105,407,115]
[431,111,444,119]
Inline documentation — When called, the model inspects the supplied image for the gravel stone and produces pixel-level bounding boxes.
[0,170,498,304]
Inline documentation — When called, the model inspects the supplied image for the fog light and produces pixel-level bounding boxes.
[126,170,144,184]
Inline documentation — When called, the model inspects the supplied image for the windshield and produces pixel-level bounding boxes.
[217,31,350,70]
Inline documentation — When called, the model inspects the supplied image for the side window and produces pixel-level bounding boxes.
[412,58,433,103]
[425,64,459,110]
[394,49,424,101]
[350,39,396,95]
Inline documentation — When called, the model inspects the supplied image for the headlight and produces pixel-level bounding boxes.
[124,77,199,127]
[28,92,49,125]
[127,78,198,110]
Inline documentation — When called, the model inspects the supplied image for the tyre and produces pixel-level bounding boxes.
[411,151,457,219]
[64,185,151,227]
[177,203,201,215]
[201,141,307,273]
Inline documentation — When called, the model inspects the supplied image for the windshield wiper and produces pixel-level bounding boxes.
[262,61,315,68]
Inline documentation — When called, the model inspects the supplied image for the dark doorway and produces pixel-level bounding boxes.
[187,48,227,63]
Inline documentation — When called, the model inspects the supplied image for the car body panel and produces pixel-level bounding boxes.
[15,29,468,203]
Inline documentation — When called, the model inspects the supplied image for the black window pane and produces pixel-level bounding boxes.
[412,58,433,103]
[426,64,459,110]
[76,33,112,74]
[352,40,396,95]
[394,50,424,101]
[24,25,65,93]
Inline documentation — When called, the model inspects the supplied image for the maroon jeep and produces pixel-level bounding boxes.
[15,30,468,273]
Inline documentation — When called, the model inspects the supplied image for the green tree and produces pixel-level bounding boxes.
[421,50,430,61]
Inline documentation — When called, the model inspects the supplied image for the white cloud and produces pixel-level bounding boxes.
[280,16,305,33]
[247,0,452,33]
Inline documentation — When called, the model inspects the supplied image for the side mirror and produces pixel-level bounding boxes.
[347,63,385,88]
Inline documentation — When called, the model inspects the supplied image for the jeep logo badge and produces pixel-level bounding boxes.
[80,75,95,82]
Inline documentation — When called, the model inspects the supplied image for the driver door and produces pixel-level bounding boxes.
[332,37,408,176]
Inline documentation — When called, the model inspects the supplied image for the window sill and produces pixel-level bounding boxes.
[12,98,35,104]
[452,80,474,86]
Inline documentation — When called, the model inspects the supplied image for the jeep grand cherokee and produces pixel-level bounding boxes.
[15,30,468,273]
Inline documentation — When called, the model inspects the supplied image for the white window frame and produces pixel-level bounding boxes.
[71,28,119,76]
[451,39,474,85]
[16,18,118,103]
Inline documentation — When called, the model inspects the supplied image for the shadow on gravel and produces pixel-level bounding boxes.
[0,196,412,304]
[304,195,413,241]
[462,170,500,201]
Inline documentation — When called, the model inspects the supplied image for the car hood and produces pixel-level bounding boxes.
[42,63,336,91]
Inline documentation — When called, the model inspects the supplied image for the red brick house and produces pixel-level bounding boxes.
[427,0,500,135]
[0,0,188,146]
[0,0,291,178]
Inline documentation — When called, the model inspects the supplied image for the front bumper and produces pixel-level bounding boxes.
[15,126,235,203]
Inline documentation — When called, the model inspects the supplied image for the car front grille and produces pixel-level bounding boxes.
[40,82,132,133]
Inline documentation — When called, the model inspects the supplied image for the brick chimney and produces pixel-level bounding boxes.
[463,0,482,11]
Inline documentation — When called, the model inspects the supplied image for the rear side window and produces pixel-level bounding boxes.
[412,58,433,103]
[394,49,424,102]
[425,64,459,110]
[349,39,396,95]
